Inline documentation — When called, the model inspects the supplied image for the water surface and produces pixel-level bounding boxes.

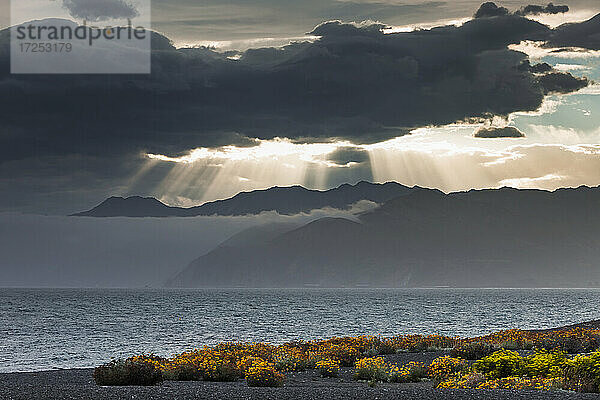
[1,288,599,372]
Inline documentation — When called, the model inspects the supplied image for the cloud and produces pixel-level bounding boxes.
[538,72,589,94]
[520,60,589,93]
[0,13,573,159]
[474,126,525,138]
[546,14,600,50]
[61,0,139,21]
[516,3,569,17]
[325,146,371,166]
[474,2,509,18]
[474,2,569,19]
[0,6,598,212]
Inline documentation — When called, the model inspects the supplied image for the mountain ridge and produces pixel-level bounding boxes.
[71,181,414,217]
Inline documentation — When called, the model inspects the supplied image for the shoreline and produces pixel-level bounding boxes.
[2,354,599,400]
[4,320,599,375]
[2,321,600,399]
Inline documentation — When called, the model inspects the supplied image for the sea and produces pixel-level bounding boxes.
[1,288,599,373]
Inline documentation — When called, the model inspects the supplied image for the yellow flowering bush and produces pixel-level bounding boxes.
[313,340,363,367]
[477,376,562,390]
[316,358,340,378]
[523,349,567,378]
[563,351,600,393]
[388,361,427,383]
[389,334,459,353]
[101,326,600,392]
[436,372,487,389]
[159,349,241,381]
[438,373,561,391]
[450,342,494,360]
[273,346,309,372]
[428,356,467,381]
[473,349,524,379]
[470,328,600,353]
[245,359,285,387]
[354,357,388,382]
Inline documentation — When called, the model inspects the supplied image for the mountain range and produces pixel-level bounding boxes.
[166,185,600,288]
[71,181,413,217]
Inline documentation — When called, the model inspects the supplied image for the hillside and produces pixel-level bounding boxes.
[167,186,600,288]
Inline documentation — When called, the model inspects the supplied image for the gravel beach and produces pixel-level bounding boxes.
[2,351,599,400]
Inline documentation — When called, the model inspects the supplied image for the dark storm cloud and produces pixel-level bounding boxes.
[0,6,597,212]
[61,0,139,22]
[326,147,370,166]
[474,2,568,19]
[474,2,509,18]
[516,3,569,17]
[474,126,525,138]
[538,72,589,94]
[519,60,589,93]
[0,12,574,158]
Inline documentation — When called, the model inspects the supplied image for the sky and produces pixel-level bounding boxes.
[0,0,599,213]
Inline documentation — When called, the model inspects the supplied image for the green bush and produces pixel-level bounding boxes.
[563,351,600,393]
[353,357,388,382]
[536,334,598,354]
[450,342,494,360]
[367,338,397,355]
[162,365,202,381]
[94,359,163,386]
[389,362,428,383]
[203,363,241,382]
[523,349,567,378]
[473,349,524,379]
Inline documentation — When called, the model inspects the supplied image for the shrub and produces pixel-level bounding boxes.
[450,342,494,360]
[428,356,467,381]
[437,372,487,389]
[94,359,163,386]
[389,361,427,383]
[273,347,309,372]
[473,349,524,379]
[162,364,203,381]
[245,360,285,387]
[563,351,600,393]
[462,372,488,387]
[317,343,361,367]
[164,352,241,382]
[523,349,567,378]
[373,338,397,355]
[316,358,340,378]
[203,363,241,382]
[354,357,388,382]
[535,329,599,354]
[477,376,562,390]
[406,339,432,352]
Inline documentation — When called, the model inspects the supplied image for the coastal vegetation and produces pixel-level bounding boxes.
[94,327,600,393]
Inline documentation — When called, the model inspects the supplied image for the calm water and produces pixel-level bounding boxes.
[1,288,599,373]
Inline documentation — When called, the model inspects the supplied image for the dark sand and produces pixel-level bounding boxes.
[2,351,599,400]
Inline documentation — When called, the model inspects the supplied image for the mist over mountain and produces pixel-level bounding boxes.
[72,181,414,217]
[168,186,600,288]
